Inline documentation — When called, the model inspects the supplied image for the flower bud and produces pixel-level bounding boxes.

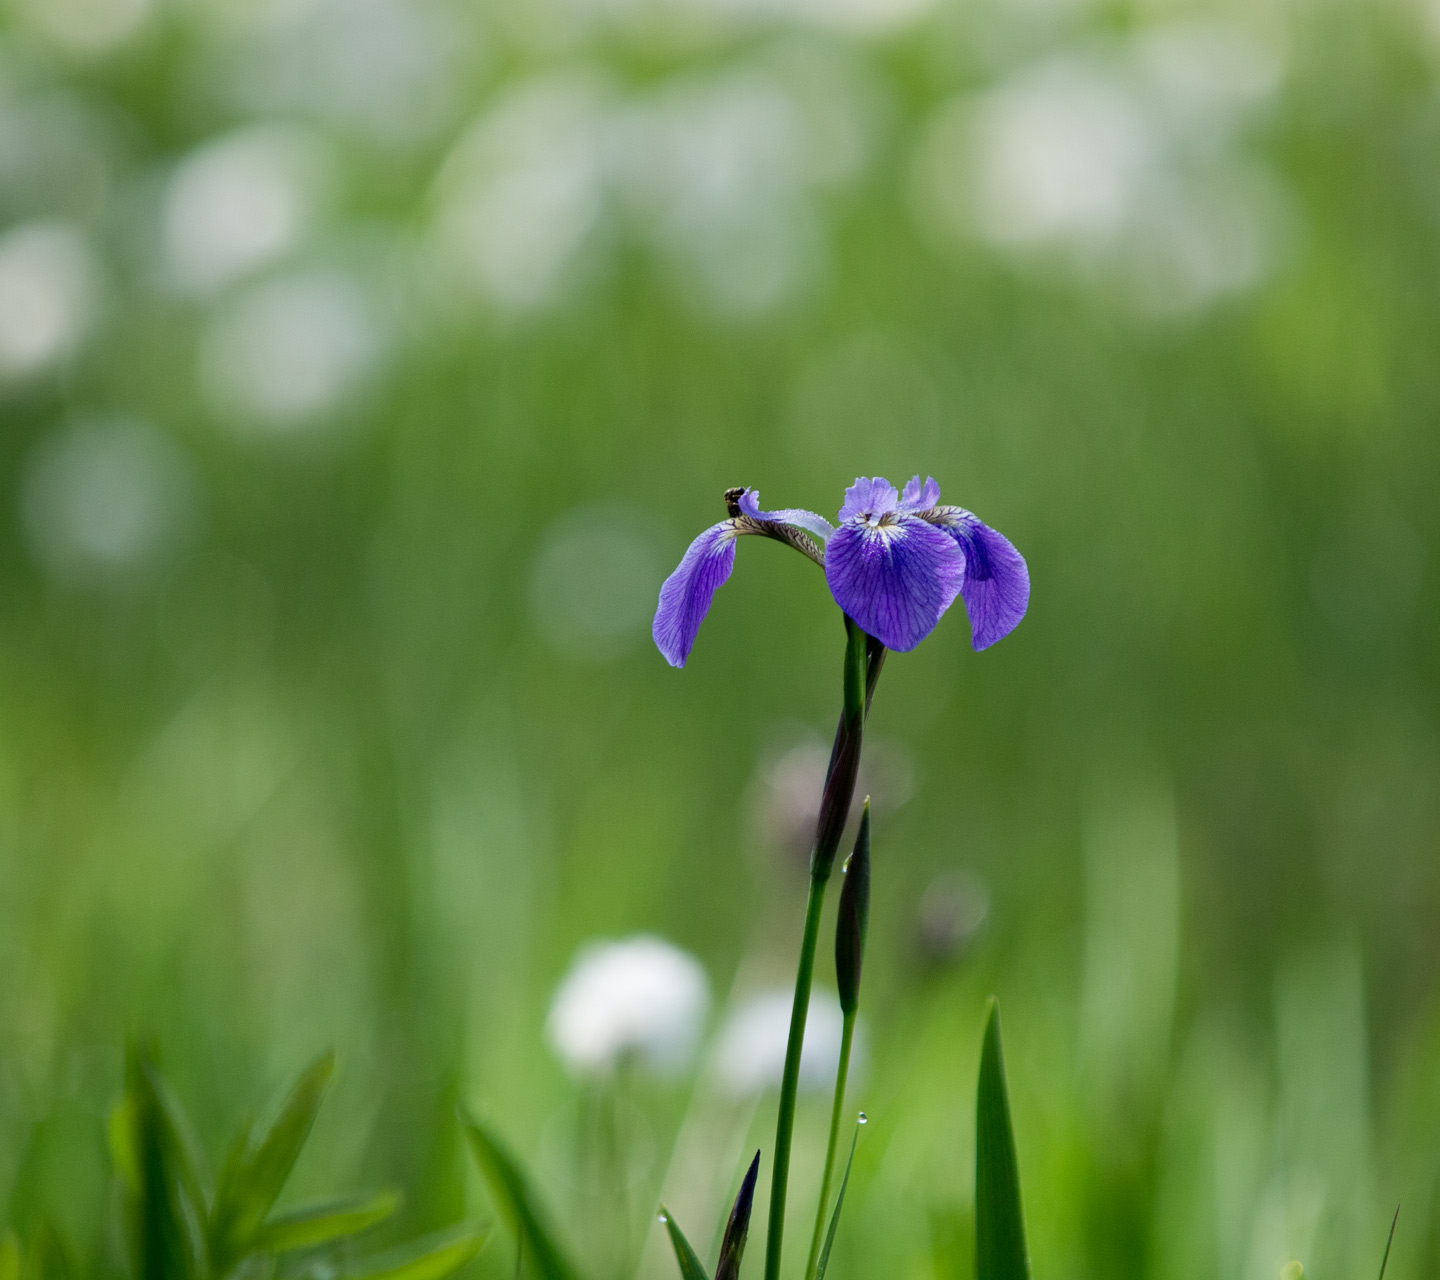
[835,801,871,1015]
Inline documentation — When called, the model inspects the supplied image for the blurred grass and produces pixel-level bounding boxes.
[0,0,1438,1277]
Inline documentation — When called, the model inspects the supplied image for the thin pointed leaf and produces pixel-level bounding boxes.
[117,1046,208,1280]
[211,1052,335,1268]
[461,1112,580,1280]
[258,1190,400,1253]
[814,1122,860,1280]
[975,1001,1029,1280]
[345,1223,488,1280]
[28,1226,72,1280]
[1378,1206,1399,1280]
[657,1209,709,1280]
[714,1153,759,1280]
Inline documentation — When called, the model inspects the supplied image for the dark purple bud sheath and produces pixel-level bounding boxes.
[835,801,871,1016]
[715,1151,761,1280]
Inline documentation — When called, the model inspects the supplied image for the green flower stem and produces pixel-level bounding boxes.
[803,1009,856,1280]
[764,619,870,1280]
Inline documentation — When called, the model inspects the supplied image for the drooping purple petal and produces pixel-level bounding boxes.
[653,520,741,667]
[736,489,835,543]
[899,475,941,511]
[838,477,900,522]
[923,508,1029,650]
[824,515,965,652]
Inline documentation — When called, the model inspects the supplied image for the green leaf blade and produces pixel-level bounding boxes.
[460,1111,581,1280]
[975,1001,1029,1280]
[814,1120,861,1280]
[657,1208,709,1280]
[259,1190,401,1253]
[346,1223,488,1280]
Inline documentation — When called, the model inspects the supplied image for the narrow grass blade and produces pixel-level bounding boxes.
[461,1111,581,1280]
[715,1153,760,1280]
[114,1046,208,1280]
[346,1223,488,1280]
[212,1050,336,1268]
[814,1118,862,1280]
[0,1232,18,1280]
[657,1208,709,1280]
[1378,1206,1399,1280]
[975,1001,1029,1280]
[259,1190,400,1252]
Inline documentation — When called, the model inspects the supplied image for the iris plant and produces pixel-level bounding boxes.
[653,476,1028,665]
[653,476,1028,1280]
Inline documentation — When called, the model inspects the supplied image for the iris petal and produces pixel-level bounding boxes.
[925,508,1029,650]
[838,477,900,522]
[736,489,835,543]
[824,515,965,652]
[899,476,941,511]
[653,520,740,668]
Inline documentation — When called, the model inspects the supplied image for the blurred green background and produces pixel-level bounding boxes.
[0,0,1437,1276]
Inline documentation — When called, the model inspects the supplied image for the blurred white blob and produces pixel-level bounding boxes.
[435,53,875,319]
[701,0,935,38]
[200,270,379,431]
[0,222,99,380]
[614,70,818,317]
[220,0,463,146]
[433,75,610,310]
[529,505,662,661]
[914,20,1289,314]
[713,988,863,1095]
[16,0,153,54]
[547,935,711,1078]
[21,418,196,585]
[565,0,932,38]
[751,734,915,867]
[163,126,331,294]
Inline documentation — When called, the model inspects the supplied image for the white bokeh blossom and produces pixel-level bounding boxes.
[547,935,711,1078]
[714,987,865,1096]
[913,19,1291,315]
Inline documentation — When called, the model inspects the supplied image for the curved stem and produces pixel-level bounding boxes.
[765,620,871,1280]
[803,1010,856,1280]
[764,871,830,1280]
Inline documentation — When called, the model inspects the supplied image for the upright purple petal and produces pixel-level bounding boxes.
[824,516,965,652]
[653,521,740,667]
[925,509,1029,650]
[736,489,835,543]
[899,476,941,511]
[838,477,900,522]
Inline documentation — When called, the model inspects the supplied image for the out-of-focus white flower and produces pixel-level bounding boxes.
[163,126,331,294]
[200,269,379,431]
[217,0,463,147]
[0,222,99,380]
[613,70,817,317]
[529,505,662,661]
[16,0,153,54]
[714,988,864,1095]
[913,21,1290,315]
[432,74,610,310]
[20,417,197,585]
[547,935,711,1078]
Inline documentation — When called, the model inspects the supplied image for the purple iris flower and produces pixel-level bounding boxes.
[653,476,1028,666]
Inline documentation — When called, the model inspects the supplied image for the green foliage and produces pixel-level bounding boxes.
[813,1123,860,1280]
[461,1112,581,1280]
[342,1224,489,1280]
[658,1211,709,1280]
[109,1046,477,1280]
[208,1051,337,1274]
[975,1003,1029,1280]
